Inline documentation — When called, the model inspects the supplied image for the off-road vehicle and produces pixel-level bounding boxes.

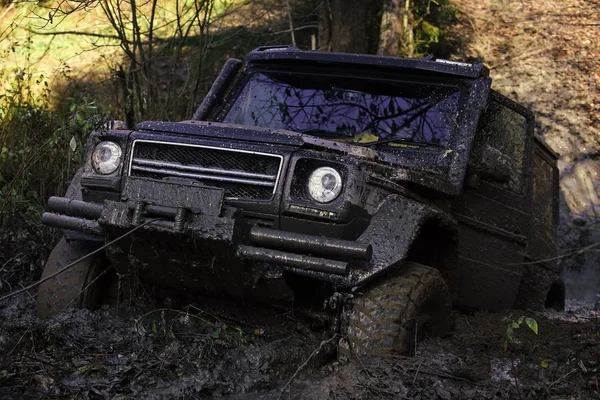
[37,46,565,356]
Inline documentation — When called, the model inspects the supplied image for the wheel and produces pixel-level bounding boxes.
[36,238,110,318]
[340,262,452,358]
[515,265,565,311]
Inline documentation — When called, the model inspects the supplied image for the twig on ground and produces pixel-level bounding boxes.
[420,364,473,383]
[356,374,399,398]
[354,347,374,379]
[5,329,30,360]
[511,358,523,400]
[414,320,418,355]
[413,362,422,383]
[547,368,578,392]
[0,255,18,274]
[277,334,338,400]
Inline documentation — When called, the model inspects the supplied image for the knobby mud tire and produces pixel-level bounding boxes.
[36,238,109,318]
[340,262,452,358]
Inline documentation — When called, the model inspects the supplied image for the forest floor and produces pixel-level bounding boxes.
[1,267,599,399]
[2,0,600,399]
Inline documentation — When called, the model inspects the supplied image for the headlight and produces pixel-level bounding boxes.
[307,167,343,203]
[91,141,122,175]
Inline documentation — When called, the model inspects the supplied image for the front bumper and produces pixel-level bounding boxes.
[42,197,372,278]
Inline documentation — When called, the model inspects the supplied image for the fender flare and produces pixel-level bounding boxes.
[65,167,84,201]
[355,194,458,287]
[62,168,103,242]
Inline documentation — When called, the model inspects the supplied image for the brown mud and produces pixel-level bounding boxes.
[1,234,599,399]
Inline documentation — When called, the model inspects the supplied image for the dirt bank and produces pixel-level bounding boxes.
[450,0,600,299]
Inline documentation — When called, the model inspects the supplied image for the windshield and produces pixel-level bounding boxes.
[222,71,462,148]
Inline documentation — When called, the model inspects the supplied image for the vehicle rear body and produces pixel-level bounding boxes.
[41,46,562,311]
[453,91,561,310]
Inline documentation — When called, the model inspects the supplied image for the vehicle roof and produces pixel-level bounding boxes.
[245,46,489,79]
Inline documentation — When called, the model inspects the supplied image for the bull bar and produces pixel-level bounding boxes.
[42,197,372,277]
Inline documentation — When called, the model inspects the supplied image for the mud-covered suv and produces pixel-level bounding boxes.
[37,46,564,356]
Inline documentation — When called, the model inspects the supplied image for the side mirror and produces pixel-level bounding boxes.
[479,145,513,184]
[466,145,513,187]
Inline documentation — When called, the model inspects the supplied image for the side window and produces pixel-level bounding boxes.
[471,97,529,193]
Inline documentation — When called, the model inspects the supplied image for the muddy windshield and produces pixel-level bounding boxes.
[222,71,462,148]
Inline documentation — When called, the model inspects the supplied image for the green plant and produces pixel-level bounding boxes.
[0,62,104,240]
[502,314,539,351]
[412,0,458,56]
[500,314,539,399]
[211,322,246,347]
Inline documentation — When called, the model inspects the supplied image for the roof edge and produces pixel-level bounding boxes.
[246,46,489,79]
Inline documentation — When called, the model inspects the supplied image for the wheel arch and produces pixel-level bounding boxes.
[356,194,458,289]
[405,216,459,290]
[544,277,565,311]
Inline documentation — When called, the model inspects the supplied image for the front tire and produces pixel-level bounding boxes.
[340,262,452,358]
[36,238,109,318]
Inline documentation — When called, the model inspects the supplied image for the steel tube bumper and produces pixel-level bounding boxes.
[41,212,103,236]
[248,226,372,261]
[47,197,103,220]
[43,196,105,236]
[237,245,350,276]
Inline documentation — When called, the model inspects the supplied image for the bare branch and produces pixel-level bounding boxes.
[26,28,121,40]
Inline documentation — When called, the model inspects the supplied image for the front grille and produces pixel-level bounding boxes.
[129,140,283,200]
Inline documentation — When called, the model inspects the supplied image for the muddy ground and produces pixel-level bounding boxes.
[2,0,600,399]
[1,235,600,400]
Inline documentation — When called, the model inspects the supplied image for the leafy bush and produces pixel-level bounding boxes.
[0,66,104,240]
[413,0,458,56]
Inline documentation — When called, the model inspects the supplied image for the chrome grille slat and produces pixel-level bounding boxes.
[131,165,276,187]
[133,158,277,181]
[128,140,283,200]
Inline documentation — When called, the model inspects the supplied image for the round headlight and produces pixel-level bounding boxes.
[307,167,343,203]
[91,141,122,175]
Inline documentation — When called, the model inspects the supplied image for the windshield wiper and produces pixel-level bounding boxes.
[292,128,333,135]
[358,137,443,148]
[287,127,351,139]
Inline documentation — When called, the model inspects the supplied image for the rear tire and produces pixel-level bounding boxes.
[340,262,452,358]
[36,238,109,318]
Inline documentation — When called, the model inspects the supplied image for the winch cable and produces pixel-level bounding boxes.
[0,218,162,304]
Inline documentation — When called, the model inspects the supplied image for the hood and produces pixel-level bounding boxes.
[133,119,466,196]
[135,120,377,160]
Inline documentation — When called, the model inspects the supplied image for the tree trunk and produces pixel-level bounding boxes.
[319,0,370,53]
[117,65,135,129]
[318,0,332,51]
[378,0,413,57]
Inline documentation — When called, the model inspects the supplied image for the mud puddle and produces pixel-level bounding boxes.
[2,290,599,400]
[0,289,336,399]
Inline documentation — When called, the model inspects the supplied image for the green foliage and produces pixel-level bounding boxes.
[135,307,247,348]
[502,314,539,351]
[211,322,246,346]
[0,63,104,239]
[0,0,305,239]
[412,0,458,56]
